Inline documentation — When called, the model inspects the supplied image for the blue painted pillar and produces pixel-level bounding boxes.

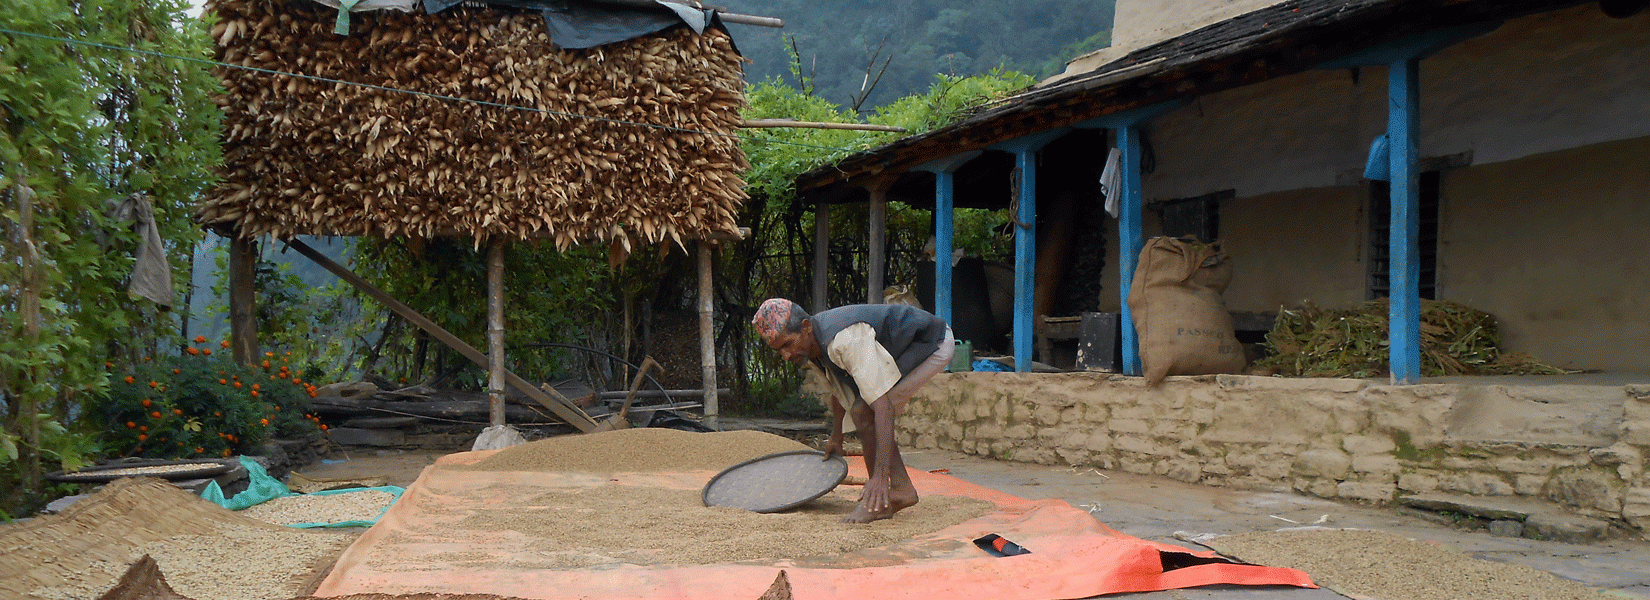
[1388,58,1422,383]
[1117,125,1146,376]
[934,171,956,324]
[915,152,981,327]
[1012,148,1038,371]
[993,131,1064,372]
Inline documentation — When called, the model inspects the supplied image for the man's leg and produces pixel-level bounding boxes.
[843,400,919,523]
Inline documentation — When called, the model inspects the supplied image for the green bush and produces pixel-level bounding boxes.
[92,337,326,459]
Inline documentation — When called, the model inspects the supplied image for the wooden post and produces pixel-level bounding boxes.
[1387,57,1423,383]
[914,152,982,326]
[285,239,599,432]
[812,199,830,313]
[698,240,719,429]
[866,178,892,304]
[487,238,506,427]
[1118,125,1145,377]
[228,235,259,365]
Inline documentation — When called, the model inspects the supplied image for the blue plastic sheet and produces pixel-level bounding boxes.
[201,456,404,528]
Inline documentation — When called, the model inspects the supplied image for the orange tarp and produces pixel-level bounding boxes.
[314,450,1313,600]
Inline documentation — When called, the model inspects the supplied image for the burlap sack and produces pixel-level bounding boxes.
[1127,237,1245,385]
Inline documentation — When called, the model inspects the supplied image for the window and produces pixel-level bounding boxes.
[1367,171,1439,300]
[1149,189,1230,243]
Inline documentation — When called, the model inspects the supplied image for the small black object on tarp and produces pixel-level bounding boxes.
[973,533,1031,557]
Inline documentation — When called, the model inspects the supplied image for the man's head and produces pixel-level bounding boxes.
[752,298,818,364]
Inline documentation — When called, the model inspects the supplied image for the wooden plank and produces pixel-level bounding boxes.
[286,239,598,432]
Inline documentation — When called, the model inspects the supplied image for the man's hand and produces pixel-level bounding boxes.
[822,432,844,460]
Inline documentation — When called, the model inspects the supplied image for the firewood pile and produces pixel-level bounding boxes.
[197,0,749,249]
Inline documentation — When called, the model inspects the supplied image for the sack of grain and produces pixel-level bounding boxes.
[1127,237,1245,385]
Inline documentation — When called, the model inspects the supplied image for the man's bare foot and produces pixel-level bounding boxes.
[841,493,918,523]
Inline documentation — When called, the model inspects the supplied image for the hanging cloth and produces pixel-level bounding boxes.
[110,193,174,308]
[1099,147,1122,218]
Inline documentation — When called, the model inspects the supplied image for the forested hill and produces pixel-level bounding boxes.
[714,0,1116,111]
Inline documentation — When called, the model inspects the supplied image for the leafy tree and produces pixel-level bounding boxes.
[1,0,222,514]
[720,0,1115,110]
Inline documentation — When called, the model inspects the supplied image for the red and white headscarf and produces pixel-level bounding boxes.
[751,298,797,341]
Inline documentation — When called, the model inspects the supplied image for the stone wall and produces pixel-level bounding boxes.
[902,373,1649,534]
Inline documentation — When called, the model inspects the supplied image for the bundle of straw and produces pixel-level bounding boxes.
[1254,299,1571,378]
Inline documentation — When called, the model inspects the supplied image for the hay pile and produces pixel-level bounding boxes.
[1252,299,1571,378]
[197,0,748,248]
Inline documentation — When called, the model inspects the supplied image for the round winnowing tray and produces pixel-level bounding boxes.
[702,450,848,513]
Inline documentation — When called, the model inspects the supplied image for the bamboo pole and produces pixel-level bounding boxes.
[14,181,42,496]
[487,238,506,427]
[698,240,719,430]
[285,239,599,432]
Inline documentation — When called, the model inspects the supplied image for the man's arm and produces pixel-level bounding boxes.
[824,397,845,460]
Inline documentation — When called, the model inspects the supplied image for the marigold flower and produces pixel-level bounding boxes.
[252,383,260,391]
[233,382,242,389]
[150,411,161,419]
[105,361,115,367]
[126,421,136,429]
[292,378,302,384]
[194,335,207,343]
[265,351,275,358]
[187,347,200,355]
[123,376,135,384]
[251,390,260,397]
[172,368,180,374]
[202,349,212,356]
[141,398,152,407]
[148,380,158,388]
[220,340,230,348]
[139,425,147,432]
[260,418,269,426]
[172,409,182,416]
[138,434,147,441]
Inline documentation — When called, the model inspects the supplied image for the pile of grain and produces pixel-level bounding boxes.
[1208,528,1619,600]
[451,485,991,567]
[460,428,812,472]
[2,478,354,600]
[239,490,397,526]
[197,0,748,249]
